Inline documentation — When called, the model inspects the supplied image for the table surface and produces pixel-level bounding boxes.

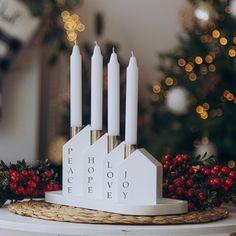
[0,203,236,236]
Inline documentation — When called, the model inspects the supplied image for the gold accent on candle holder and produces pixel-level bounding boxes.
[125,144,136,158]
[91,130,102,145]
[108,136,119,153]
[71,127,82,138]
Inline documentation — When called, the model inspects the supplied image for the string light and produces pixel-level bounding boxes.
[208,64,216,72]
[219,37,228,45]
[152,83,161,93]
[210,108,223,118]
[201,111,208,119]
[212,29,220,39]
[189,72,197,81]
[195,56,203,64]
[228,48,236,57]
[61,10,85,42]
[223,90,234,101]
[228,160,235,169]
[233,37,236,44]
[200,64,208,74]
[203,102,210,110]
[196,105,204,114]
[178,58,186,67]
[216,108,223,116]
[165,77,174,86]
[196,103,211,119]
[205,55,213,63]
[185,63,193,72]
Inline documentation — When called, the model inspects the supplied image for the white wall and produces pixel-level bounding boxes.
[78,0,186,83]
[0,45,40,163]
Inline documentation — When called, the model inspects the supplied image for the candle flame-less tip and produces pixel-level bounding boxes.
[131,51,134,56]
[112,47,115,53]
[94,41,98,46]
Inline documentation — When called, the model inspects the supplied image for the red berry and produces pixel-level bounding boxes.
[44,170,52,178]
[18,186,24,194]
[11,170,18,176]
[209,179,215,186]
[46,184,53,191]
[184,174,189,179]
[221,167,230,174]
[197,192,205,201]
[188,202,195,211]
[182,155,189,161]
[187,189,195,198]
[32,175,40,182]
[211,169,218,176]
[163,182,168,189]
[10,175,19,183]
[176,187,184,196]
[26,187,34,195]
[168,185,175,192]
[229,171,236,179]
[188,168,194,174]
[9,182,17,190]
[164,154,171,162]
[213,165,221,173]
[186,179,194,187]
[53,183,59,191]
[173,178,183,187]
[27,180,36,188]
[28,170,35,176]
[176,155,183,163]
[225,178,233,187]
[21,169,28,177]
[213,178,221,186]
[163,164,169,170]
[204,169,211,175]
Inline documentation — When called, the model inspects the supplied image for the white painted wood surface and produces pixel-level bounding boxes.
[0,204,236,236]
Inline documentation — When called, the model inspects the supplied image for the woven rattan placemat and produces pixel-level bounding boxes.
[8,200,228,225]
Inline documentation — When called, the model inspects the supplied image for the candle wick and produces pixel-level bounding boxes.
[131,51,134,56]
[94,41,98,46]
[112,47,115,53]
[74,40,77,45]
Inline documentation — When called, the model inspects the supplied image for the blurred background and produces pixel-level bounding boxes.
[0,0,235,166]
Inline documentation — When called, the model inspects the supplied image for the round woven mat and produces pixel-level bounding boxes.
[8,200,228,225]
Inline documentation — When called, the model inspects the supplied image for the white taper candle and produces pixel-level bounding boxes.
[108,48,120,136]
[70,43,82,127]
[125,51,139,145]
[91,41,103,131]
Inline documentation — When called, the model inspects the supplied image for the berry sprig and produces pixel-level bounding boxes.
[162,154,236,211]
[0,160,61,206]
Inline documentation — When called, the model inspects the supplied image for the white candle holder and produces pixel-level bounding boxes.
[46,127,188,216]
[62,125,90,196]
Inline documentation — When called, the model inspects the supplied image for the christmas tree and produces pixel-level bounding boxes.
[149,0,236,163]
